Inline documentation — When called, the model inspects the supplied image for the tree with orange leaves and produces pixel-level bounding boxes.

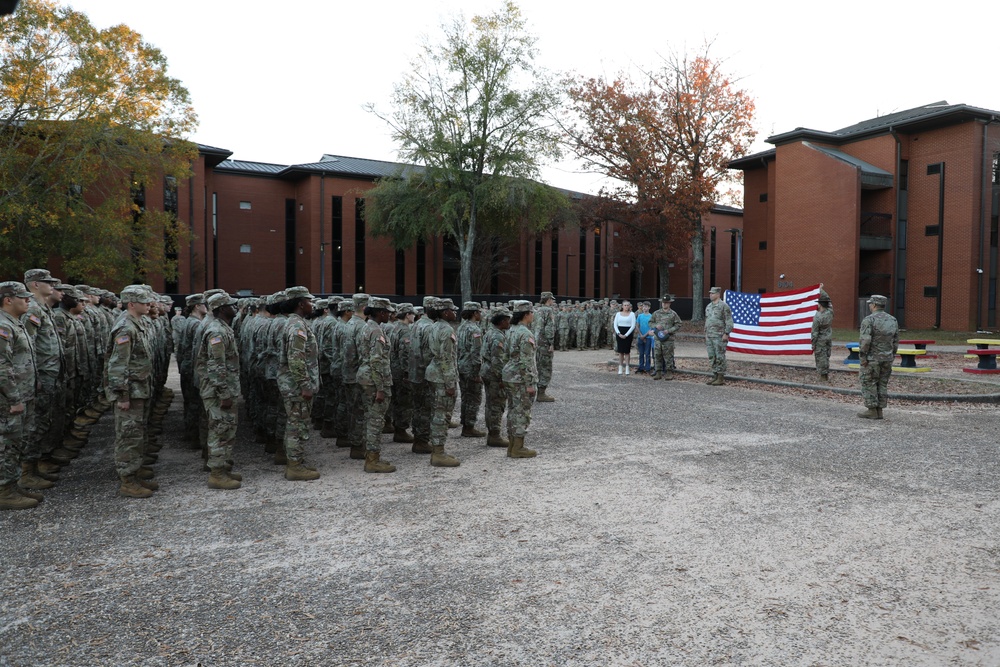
[563,45,755,317]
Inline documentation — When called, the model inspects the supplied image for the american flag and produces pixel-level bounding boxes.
[724,285,821,355]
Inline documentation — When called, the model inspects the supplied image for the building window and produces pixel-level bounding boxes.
[285,199,296,288]
[395,249,405,296]
[923,286,938,297]
[416,240,426,294]
[240,244,251,254]
[758,241,767,250]
[239,201,252,210]
[593,227,601,299]
[534,238,543,294]
[925,225,940,236]
[330,196,343,293]
[759,193,768,203]
[355,198,366,292]
[163,176,179,293]
[579,227,587,296]
[709,226,717,290]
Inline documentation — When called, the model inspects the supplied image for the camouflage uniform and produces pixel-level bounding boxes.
[0,291,36,489]
[457,306,484,431]
[389,307,414,437]
[195,298,241,472]
[859,297,899,411]
[704,291,734,376]
[812,290,834,377]
[649,298,682,378]
[278,306,319,462]
[408,297,437,447]
[105,292,153,478]
[502,304,538,443]
[480,310,509,439]
[533,293,556,396]
[357,300,392,454]
[22,276,64,463]
[425,311,458,450]
[556,306,570,351]
[341,295,369,449]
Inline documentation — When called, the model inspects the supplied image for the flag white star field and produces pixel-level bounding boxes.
[724,284,821,355]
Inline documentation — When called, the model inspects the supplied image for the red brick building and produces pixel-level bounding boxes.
[160,147,742,309]
[731,101,1000,330]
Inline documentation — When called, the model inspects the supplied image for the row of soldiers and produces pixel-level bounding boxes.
[553,300,620,352]
[1,271,177,509]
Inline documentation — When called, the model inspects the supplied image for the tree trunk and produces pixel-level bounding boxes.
[633,260,642,299]
[690,221,704,321]
[459,199,477,306]
[658,258,670,296]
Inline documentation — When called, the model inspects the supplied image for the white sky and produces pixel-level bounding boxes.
[71,0,1000,198]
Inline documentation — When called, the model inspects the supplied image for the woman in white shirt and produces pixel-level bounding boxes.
[613,301,637,376]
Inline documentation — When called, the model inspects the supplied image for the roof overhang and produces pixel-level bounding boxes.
[805,142,893,189]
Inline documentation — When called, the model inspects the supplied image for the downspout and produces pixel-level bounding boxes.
[188,169,195,292]
[890,127,903,326]
[978,116,998,331]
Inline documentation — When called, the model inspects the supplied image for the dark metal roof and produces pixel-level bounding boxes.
[197,143,233,168]
[804,143,893,189]
[728,148,776,170]
[766,101,1000,146]
[214,159,287,175]
[710,203,743,216]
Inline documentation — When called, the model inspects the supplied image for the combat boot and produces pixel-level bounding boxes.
[285,460,321,481]
[857,408,879,419]
[461,425,487,438]
[364,451,396,473]
[320,422,337,439]
[274,447,288,465]
[651,371,661,380]
[136,466,155,480]
[136,477,159,491]
[118,476,153,498]
[335,437,352,449]
[393,428,414,443]
[35,460,61,478]
[507,436,537,459]
[429,445,460,467]
[486,430,509,448]
[820,373,829,382]
[709,373,725,386]
[662,370,674,381]
[208,470,241,490]
[0,483,39,510]
[19,462,54,490]
[224,464,242,482]
[448,418,461,429]
[876,408,884,419]
[46,450,72,466]
[83,406,103,420]
[536,387,555,402]
[349,446,365,460]
[382,419,395,434]
[16,486,44,502]
[411,439,432,454]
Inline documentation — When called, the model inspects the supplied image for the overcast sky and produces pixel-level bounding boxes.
[71,0,1000,197]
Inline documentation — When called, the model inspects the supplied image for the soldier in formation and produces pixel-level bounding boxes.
[502,300,538,458]
[704,287,734,386]
[812,287,834,381]
[649,294,682,380]
[533,291,557,402]
[857,294,898,419]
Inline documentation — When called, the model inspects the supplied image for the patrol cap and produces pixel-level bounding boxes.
[185,293,205,306]
[24,268,60,284]
[54,283,73,293]
[462,301,481,312]
[352,292,369,311]
[660,294,675,303]
[314,298,329,310]
[120,285,154,304]
[413,306,424,316]
[436,297,458,311]
[421,296,436,309]
[709,287,722,294]
[396,302,414,315]
[202,289,225,302]
[268,290,287,306]
[208,292,237,310]
[286,286,315,300]
[59,286,84,300]
[540,291,555,302]
[337,300,354,313]
[328,296,344,305]
[368,296,393,311]
[511,300,533,313]
[0,281,32,299]
[491,305,512,318]
[867,294,888,307]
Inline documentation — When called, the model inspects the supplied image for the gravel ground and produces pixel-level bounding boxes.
[3,350,1000,666]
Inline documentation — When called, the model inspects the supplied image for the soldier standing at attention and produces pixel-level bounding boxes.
[356,297,395,473]
[342,293,369,460]
[106,286,157,498]
[533,291,557,402]
[277,287,320,480]
[481,306,511,448]
[408,296,437,455]
[457,302,486,437]
[178,294,206,445]
[649,294,682,380]
[21,269,65,480]
[502,300,538,458]
[195,292,242,489]
[704,287,734,386]
[0,282,40,509]
[423,298,461,467]
[812,286,834,381]
[857,295,898,420]
[389,303,415,443]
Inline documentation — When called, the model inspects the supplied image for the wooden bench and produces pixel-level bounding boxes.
[899,338,937,359]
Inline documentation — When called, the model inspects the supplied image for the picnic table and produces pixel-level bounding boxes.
[845,343,930,372]
[964,338,1000,374]
[899,339,937,359]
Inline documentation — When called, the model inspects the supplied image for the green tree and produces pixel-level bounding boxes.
[365,1,565,303]
[564,45,755,316]
[0,0,197,284]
